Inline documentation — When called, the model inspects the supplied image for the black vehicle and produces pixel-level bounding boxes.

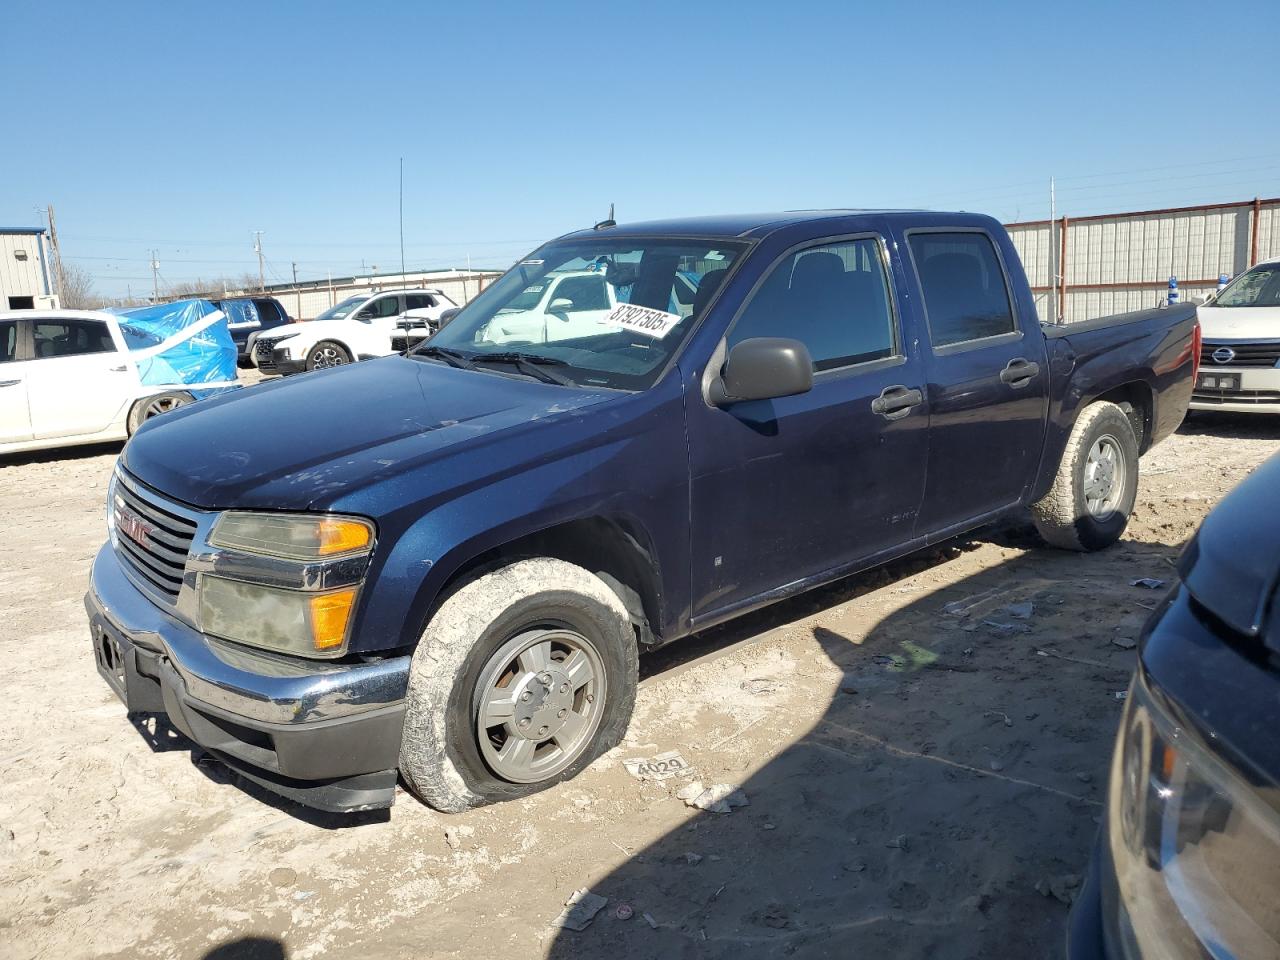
[211,297,292,366]
[1070,452,1280,958]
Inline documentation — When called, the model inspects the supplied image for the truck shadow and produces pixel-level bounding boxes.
[547,531,1175,960]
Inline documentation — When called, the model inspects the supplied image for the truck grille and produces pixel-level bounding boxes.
[254,338,278,371]
[113,474,197,601]
[1200,342,1280,368]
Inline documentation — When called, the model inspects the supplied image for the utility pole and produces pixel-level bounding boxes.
[399,157,406,280]
[46,203,65,302]
[1044,180,1054,327]
[150,249,160,303]
[253,231,265,292]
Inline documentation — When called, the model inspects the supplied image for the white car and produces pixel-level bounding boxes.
[1191,259,1280,413]
[0,308,230,454]
[478,271,619,344]
[251,288,456,374]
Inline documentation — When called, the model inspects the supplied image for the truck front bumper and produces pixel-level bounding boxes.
[85,543,411,812]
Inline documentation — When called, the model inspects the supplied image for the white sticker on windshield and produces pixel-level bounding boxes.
[600,303,683,339]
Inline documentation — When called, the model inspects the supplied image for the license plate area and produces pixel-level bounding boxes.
[1198,372,1241,391]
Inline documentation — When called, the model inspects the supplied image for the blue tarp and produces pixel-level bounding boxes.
[110,299,237,388]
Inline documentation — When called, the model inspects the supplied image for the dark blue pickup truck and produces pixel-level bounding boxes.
[86,210,1199,813]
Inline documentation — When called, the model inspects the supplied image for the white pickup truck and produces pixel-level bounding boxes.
[251,288,457,374]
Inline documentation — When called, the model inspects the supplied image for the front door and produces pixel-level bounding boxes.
[0,318,32,443]
[26,316,135,439]
[901,228,1049,536]
[686,234,930,623]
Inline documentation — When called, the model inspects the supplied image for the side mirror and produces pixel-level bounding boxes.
[708,337,813,406]
[548,297,574,316]
[437,307,461,330]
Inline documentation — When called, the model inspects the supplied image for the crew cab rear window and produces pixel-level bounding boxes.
[404,293,437,310]
[0,320,16,362]
[729,237,896,371]
[909,232,1016,346]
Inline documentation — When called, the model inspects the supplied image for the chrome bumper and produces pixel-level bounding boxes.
[86,543,411,811]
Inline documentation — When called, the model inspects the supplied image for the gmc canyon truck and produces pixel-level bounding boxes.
[86,210,1199,813]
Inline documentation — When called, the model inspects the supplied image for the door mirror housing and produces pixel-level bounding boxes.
[548,297,574,316]
[709,337,813,406]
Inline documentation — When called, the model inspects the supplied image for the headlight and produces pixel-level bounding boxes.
[1106,676,1280,958]
[210,512,373,559]
[199,512,375,658]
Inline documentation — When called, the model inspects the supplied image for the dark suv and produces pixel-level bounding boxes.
[212,297,292,367]
[1070,451,1280,958]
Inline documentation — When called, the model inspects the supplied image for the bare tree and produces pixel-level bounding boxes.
[59,262,98,309]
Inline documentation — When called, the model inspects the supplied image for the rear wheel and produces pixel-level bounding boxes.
[1031,400,1139,551]
[126,391,193,434]
[399,558,637,812]
[306,340,351,371]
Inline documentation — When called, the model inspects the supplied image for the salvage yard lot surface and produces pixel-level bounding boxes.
[2,395,1276,960]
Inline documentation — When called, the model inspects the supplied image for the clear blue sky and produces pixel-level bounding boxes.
[7,0,1279,298]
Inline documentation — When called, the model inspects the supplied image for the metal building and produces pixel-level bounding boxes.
[1006,197,1280,323]
[0,228,58,310]
[241,268,503,320]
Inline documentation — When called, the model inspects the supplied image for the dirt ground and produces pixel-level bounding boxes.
[1,383,1276,960]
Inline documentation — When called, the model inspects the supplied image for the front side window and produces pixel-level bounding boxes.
[0,320,16,362]
[358,296,403,319]
[428,237,747,390]
[1215,264,1280,308]
[729,237,897,371]
[909,232,1016,347]
[32,319,116,359]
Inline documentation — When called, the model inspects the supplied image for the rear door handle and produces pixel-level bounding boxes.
[0,379,20,388]
[109,365,128,372]
[871,384,924,420]
[999,358,1040,388]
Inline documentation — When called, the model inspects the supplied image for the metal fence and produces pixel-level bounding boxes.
[1005,197,1280,323]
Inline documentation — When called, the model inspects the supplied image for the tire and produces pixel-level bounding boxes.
[127,390,193,434]
[400,557,638,812]
[305,340,352,371]
[1031,400,1139,551]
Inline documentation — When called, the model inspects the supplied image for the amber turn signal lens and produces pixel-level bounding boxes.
[309,590,357,650]
[317,518,373,556]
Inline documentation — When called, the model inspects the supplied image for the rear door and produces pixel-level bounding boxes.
[0,318,32,443]
[686,231,930,622]
[26,316,135,440]
[902,228,1049,536]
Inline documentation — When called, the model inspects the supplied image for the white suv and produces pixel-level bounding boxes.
[251,288,456,374]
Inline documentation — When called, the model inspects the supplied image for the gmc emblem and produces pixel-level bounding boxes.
[116,504,153,548]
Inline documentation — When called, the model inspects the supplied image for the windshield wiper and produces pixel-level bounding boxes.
[472,352,576,386]
[412,345,478,370]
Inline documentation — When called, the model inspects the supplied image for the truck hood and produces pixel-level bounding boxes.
[122,356,616,511]
[1196,305,1280,341]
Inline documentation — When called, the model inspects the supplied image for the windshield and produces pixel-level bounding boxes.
[425,237,746,390]
[1215,264,1280,308]
[313,294,367,321]
[117,322,163,351]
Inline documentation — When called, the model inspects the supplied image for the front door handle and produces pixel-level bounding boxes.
[871,384,924,420]
[109,365,128,372]
[999,358,1040,388]
[0,379,20,388]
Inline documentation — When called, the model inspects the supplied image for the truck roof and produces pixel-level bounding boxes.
[561,209,1000,242]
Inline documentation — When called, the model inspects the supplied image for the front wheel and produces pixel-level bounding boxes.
[1031,400,1139,551]
[127,390,193,434]
[399,558,638,812]
[305,340,352,371]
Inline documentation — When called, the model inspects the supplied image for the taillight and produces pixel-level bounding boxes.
[1191,318,1202,382]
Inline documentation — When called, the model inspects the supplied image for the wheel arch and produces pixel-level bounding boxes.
[412,515,665,654]
[1083,380,1153,453]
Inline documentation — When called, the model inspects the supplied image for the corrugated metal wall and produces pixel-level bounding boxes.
[1005,198,1279,323]
[0,231,54,308]
[248,271,502,320]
